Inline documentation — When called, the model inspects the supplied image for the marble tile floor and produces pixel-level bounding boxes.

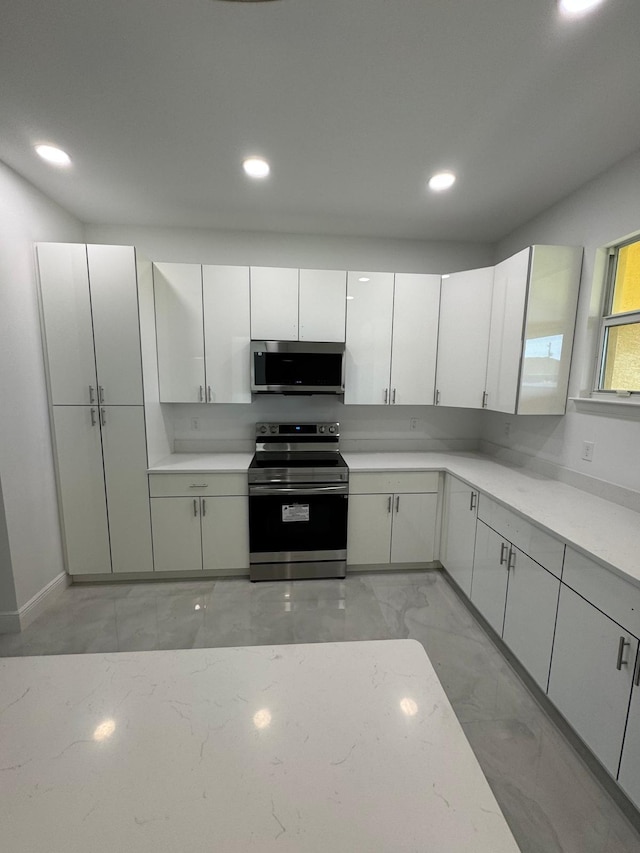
[1,569,639,853]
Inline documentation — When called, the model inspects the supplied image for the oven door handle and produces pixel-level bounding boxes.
[249,484,349,496]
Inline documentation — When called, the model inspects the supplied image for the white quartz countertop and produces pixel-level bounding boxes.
[149,452,254,473]
[0,640,520,853]
[147,450,640,587]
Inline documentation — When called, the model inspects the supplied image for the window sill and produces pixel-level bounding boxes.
[570,396,640,419]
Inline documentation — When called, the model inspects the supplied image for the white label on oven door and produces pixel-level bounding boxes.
[282,504,309,523]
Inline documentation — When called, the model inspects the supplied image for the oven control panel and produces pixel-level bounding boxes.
[256,422,339,438]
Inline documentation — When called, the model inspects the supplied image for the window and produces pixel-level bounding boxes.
[597,237,640,394]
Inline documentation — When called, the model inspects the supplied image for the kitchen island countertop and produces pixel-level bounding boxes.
[0,640,520,852]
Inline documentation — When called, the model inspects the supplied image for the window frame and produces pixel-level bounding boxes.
[594,236,640,396]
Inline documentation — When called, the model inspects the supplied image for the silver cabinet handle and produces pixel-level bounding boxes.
[384,388,388,404]
[395,495,400,513]
[499,542,508,565]
[392,388,396,404]
[100,407,106,426]
[193,499,198,517]
[207,385,212,403]
[89,385,96,404]
[201,498,206,517]
[98,385,105,404]
[469,492,477,511]
[387,496,392,514]
[189,484,209,489]
[90,408,97,427]
[435,389,441,405]
[508,547,516,571]
[198,385,204,402]
[482,391,488,408]
[617,636,630,670]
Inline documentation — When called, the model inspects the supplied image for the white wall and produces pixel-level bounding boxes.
[86,224,493,452]
[84,224,495,274]
[0,161,84,612]
[483,148,640,495]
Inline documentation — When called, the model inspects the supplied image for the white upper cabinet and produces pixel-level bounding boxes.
[250,267,346,342]
[38,243,144,406]
[298,269,346,342]
[485,248,530,414]
[435,267,494,409]
[390,274,440,405]
[344,271,395,404]
[203,265,251,403]
[250,267,299,341]
[153,263,205,403]
[485,246,583,415]
[37,243,98,405]
[87,245,143,405]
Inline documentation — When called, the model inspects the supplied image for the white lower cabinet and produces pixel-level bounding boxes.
[548,585,639,777]
[53,407,111,576]
[149,474,249,575]
[618,667,640,808]
[470,520,510,635]
[440,475,478,597]
[501,548,560,690]
[53,405,153,576]
[347,477,438,568]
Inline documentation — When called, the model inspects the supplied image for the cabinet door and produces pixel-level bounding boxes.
[471,520,509,635]
[485,248,530,414]
[347,494,393,565]
[390,493,438,563]
[52,406,111,575]
[548,585,637,776]
[298,269,346,342]
[250,267,299,341]
[435,267,493,409]
[201,496,249,573]
[87,245,143,405]
[502,548,560,690]
[150,498,203,572]
[390,274,440,405]
[202,265,251,403]
[101,407,153,574]
[440,475,477,597]
[153,263,205,403]
[344,272,394,405]
[618,666,640,809]
[37,243,97,405]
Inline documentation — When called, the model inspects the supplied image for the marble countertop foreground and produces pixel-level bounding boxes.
[0,641,520,852]
[149,450,640,588]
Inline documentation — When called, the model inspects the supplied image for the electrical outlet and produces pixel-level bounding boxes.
[191,418,200,431]
[582,440,595,462]
[409,418,419,431]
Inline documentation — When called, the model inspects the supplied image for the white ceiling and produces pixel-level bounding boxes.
[2,0,640,242]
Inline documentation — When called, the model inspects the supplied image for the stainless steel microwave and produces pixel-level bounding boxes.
[250,340,345,395]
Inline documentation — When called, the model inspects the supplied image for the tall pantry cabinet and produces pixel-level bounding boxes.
[37,243,153,576]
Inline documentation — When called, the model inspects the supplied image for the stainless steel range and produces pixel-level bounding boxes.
[248,422,348,581]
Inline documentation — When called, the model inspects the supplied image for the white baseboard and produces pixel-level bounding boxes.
[15,571,69,632]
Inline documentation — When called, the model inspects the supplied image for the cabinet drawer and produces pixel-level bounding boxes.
[349,471,439,495]
[562,547,640,638]
[477,494,564,577]
[149,473,247,497]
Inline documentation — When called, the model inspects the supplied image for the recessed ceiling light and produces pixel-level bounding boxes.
[358,277,370,282]
[243,157,270,179]
[558,0,605,16]
[35,144,71,167]
[428,171,456,192]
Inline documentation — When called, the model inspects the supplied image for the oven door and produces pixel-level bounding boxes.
[249,484,348,580]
